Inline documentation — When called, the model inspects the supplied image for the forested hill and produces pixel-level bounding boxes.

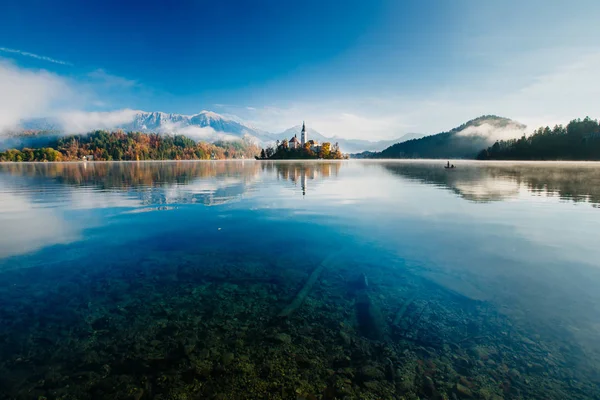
[0,131,261,162]
[367,115,525,159]
[477,117,600,160]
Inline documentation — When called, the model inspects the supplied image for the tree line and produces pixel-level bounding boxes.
[0,131,261,162]
[477,117,600,160]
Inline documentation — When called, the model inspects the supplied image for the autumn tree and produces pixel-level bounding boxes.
[319,142,331,159]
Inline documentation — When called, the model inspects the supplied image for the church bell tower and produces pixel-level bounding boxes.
[301,121,307,146]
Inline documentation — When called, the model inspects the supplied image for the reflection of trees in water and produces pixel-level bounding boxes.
[0,161,262,189]
[0,160,344,204]
[382,162,600,206]
[0,161,264,206]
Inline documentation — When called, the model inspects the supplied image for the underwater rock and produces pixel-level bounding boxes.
[358,365,385,381]
[508,368,520,380]
[184,343,196,355]
[193,359,213,378]
[423,376,438,397]
[456,382,473,398]
[468,345,489,360]
[91,316,110,330]
[198,348,210,359]
[273,333,292,344]
[294,354,312,368]
[339,331,351,346]
[397,374,415,393]
[222,352,235,366]
[221,353,235,367]
[131,388,144,400]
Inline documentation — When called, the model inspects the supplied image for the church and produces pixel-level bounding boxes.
[286,122,320,152]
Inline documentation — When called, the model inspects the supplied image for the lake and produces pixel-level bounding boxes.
[0,160,599,399]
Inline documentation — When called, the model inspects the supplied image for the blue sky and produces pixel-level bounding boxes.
[1,0,600,139]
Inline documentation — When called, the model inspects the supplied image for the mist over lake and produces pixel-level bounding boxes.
[1,160,599,399]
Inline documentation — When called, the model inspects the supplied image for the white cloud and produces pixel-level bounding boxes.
[0,60,142,136]
[239,104,410,140]
[87,68,137,88]
[0,47,72,66]
[156,121,241,142]
[0,60,72,133]
[57,109,140,134]
[176,125,241,142]
[456,122,526,142]
[503,52,600,128]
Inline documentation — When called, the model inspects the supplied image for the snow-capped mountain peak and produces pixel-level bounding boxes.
[193,110,224,121]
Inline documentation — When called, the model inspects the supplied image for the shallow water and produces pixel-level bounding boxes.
[0,160,599,399]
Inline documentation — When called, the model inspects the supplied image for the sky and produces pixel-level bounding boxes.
[1,0,600,140]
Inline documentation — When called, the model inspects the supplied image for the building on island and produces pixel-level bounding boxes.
[289,135,300,149]
[286,122,321,152]
[301,121,307,146]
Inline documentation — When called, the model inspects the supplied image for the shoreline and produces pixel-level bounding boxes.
[2,158,600,165]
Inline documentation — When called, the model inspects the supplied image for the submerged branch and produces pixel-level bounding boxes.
[393,293,418,326]
[277,250,343,318]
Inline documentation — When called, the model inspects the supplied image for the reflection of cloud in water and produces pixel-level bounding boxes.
[68,188,143,209]
[0,162,268,259]
[121,206,177,214]
[161,177,255,206]
[382,161,600,206]
[0,189,79,259]
[453,177,520,202]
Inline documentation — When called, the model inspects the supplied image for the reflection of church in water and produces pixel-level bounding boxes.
[272,162,341,196]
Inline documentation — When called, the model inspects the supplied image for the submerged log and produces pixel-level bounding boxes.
[393,293,418,326]
[356,291,385,341]
[277,251,342,318]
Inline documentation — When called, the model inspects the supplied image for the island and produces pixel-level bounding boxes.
[256,122,346,160]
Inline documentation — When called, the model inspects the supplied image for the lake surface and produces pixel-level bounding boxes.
[1,160,599,399]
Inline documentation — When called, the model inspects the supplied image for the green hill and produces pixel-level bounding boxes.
[370,115,526,159]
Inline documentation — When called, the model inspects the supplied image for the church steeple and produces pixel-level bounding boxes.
[301,121,307,146]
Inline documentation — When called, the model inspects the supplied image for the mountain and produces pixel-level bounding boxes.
[368,115,526,159]
[119,111,276,142]
[16,111,272,144]
[13,110,419,153]
[272,125,416,153]
[0,130,62,151]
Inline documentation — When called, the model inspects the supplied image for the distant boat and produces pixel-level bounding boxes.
[444,161,455,169]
